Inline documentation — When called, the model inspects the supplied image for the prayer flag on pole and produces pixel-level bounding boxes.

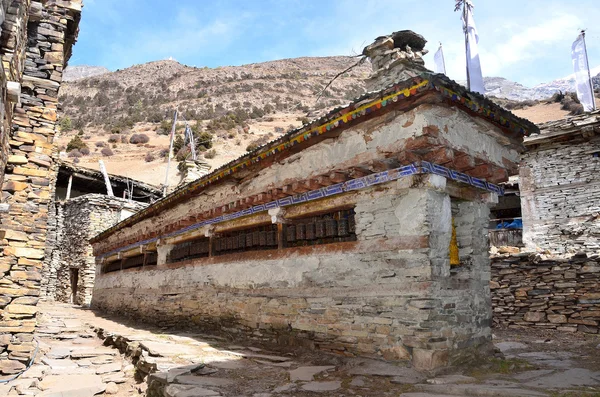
[571,31,597,112]
[460,1,485,94]
[434,43,447,75]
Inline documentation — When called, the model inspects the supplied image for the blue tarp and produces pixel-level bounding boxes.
[496,219,522,229]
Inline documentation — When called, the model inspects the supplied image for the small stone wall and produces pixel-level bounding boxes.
[491,253,600,334]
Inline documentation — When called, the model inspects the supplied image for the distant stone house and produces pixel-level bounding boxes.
[520,111,600,254]
[41,161,161,306]
[89,31,538,371]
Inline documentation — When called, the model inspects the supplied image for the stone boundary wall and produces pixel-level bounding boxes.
[491,253,600,334]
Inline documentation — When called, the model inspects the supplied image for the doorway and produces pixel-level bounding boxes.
[70,268,79,304]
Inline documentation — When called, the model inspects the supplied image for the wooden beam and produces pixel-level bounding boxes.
[65,174,73,200]
[98,160,114,197]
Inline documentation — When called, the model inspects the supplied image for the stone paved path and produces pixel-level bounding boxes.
[1,302,599,396]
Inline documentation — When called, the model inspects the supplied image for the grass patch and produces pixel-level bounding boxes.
[469,357,534,377]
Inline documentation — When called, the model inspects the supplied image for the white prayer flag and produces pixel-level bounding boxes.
[463,2,485,94]
[571,33,596,112]
[434,44,446,75]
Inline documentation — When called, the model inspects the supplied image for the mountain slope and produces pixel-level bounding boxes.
[470,67,600,101]
[63,65,110,82]
[57,57,370,188]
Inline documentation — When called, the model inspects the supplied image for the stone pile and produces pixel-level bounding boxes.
[362,30,430,91]
[491,253,600,333]
[0,0,82,375]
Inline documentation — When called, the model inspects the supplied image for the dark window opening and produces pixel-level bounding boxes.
[103,260,121,274]
[285,209,356,247]
[122,255,144,270]
[168,238,210,263]
[214,224,278,256]
[145,252,158,266]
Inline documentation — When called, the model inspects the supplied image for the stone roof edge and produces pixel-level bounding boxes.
[525,109,600,144]
[90,73,538,243]
[58,160,162,195]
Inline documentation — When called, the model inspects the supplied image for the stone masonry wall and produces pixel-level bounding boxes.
[520,140,600,254]
[48,195,146,306]
[491,253,600,334]
[0,0,81,375]
[93,174,495,371]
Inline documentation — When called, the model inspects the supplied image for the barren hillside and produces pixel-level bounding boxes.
[57,57,370,189]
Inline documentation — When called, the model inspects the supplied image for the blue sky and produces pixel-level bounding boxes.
[73,0,600,87]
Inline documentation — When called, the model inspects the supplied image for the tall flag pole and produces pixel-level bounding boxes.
[455,0,485,94]
[163,110,178,197]
[571,30,597,112]
[434,43,447,75]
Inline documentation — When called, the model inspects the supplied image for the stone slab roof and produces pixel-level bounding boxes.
[91,72,538,243]
[58,161,162,199]
[525,110,600,146]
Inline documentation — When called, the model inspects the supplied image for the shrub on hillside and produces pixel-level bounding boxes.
[129,134,149,144]
[68,149,82,158]
[95,141,106,147]
[145,153,155,162]
[79,147,90,156]
[159,148,169,158]
[204,149,217,159]
[66,136,88,152]
[59,116,72,132]
[108,135,119,143]
[175,147,190,161]
[121,135,129,143]
[101,147,114,157]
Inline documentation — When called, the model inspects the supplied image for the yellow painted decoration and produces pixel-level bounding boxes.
[450,218,460,267]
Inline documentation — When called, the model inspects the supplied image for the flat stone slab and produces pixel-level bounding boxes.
[400,393,456,397]
[141,341,199,357]
[91,355,115,365]
[95,362,122,374]
[37,374,106,396]
[301,381,342,392]
[165,384,221,397]
[512,369,555,381]
[46,347,71,359]
[41,358,79,370]
[289,366,336,381]
[222,350,291,362]
[417,384,548,396]
[426,375,477,385]
[174,375,234,387]
[524,368,600,389]
[349,359,425,383]
[495,342,528,353]
[70,347,118,358]
[517,351,575,369]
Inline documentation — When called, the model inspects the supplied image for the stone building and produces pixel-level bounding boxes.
[520,111,600,254]
[41,162,161,306]
[90,31,537,371]
[0,0,82,375]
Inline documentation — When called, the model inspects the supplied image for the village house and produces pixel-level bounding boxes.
[41,161,161,306]
[490,110,600,334]
[520,110,600,254]
[89,31,538,371]
[0,0,83,375]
